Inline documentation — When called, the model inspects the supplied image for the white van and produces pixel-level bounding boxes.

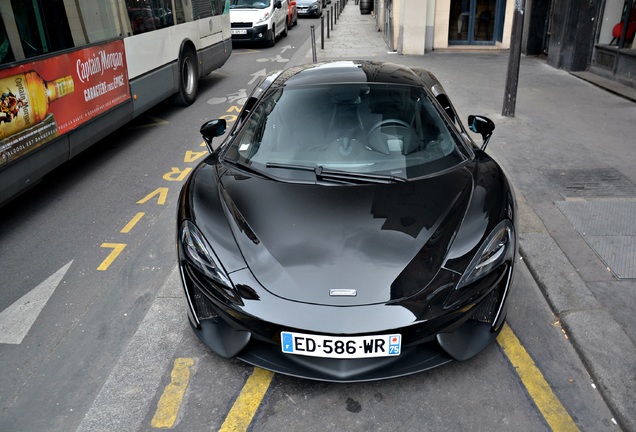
[229,0,289,47]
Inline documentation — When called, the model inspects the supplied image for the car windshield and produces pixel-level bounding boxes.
[221,83,471,183]
[229,0,271,9]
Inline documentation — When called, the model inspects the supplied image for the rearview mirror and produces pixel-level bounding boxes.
[468,115,495,150]
[200,119,227,152]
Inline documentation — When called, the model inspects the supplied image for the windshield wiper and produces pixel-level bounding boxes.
[222,158,277,180]
[265,162,406,184]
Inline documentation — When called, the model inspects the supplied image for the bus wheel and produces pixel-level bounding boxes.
[173,46,198,106]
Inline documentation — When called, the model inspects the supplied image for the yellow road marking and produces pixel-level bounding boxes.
[184,150,208,163]
[498,324,579,432]
[219,367,274,432]
[137,187,169,205]
[121,212,145,233]
[163,167,192,182]
[219,114,238,123]
[97,243,126,271]
[151,358,196,429]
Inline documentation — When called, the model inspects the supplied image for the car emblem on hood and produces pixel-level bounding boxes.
[329,289,357,297]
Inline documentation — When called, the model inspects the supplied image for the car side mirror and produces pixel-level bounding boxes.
[200,119,227,152]
[275,0,282,8]
[468,115,495,150]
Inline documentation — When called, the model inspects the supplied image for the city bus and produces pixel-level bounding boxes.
[0,0,232,206]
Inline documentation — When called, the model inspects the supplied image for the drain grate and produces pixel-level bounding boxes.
[541,168,636,199]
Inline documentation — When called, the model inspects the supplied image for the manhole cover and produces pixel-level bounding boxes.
[541,168,636,198]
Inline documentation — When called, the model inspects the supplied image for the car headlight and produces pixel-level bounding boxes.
[256,12,271,24]
[180,220,232,288]
[457,220,514,289]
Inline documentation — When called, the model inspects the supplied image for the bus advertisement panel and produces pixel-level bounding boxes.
[0,40,130,167]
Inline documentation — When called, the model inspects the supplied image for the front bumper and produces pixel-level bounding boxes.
[230,24,269,42]
[297,6,321,17]
[179,255,515,382]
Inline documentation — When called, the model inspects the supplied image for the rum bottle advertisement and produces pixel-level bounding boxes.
[0,40,131,166]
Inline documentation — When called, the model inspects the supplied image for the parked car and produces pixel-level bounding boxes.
[229,0,288,46]
[295,0,322,17]
[287,0,298,29]
[177,60,518,382]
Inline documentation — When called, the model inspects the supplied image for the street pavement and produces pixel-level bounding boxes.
[295,2,636,430]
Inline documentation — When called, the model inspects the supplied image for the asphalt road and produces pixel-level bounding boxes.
[0,21,622,431]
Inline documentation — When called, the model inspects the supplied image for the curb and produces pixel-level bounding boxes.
[518,197,636,431]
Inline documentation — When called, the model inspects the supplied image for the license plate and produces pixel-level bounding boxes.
[231,29,247,35]
[281,331,401,359]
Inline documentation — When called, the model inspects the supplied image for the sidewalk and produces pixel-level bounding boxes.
[299,2,636,430]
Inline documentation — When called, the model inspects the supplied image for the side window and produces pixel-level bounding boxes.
[192,0,216,19]
[10,0,74,59]
[0,19,16,64]
[217,0,228,14]
[126,0,174,35]
[434,94,457,125]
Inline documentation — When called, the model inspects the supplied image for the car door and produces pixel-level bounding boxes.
[277,0,288,34]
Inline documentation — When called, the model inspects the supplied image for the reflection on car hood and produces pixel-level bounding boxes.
[220,167,473,306]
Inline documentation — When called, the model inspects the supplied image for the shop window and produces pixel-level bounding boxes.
[598,1,635,48]
[449,0,499,45]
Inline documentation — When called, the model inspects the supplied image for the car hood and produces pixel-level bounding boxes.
[219,167,474,306]
[229,9,269,21]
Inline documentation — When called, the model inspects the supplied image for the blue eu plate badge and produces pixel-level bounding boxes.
[282,332,294,353]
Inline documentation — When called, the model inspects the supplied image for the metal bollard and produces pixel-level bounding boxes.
[310,25,317,63]
[320,16,324,49]
[326,10,330,38]
[334,4,337,24]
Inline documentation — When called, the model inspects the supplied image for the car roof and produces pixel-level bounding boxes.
[271,61,433,89]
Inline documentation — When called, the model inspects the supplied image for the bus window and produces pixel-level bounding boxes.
[126,0,174,35]
[76,1,123,44]
[193,0,215,18]
[192,0,227,18]
[0,20,16,64]
[10,0,73,59]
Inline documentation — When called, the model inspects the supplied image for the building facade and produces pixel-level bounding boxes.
[539,0,635,87]
[373,0,636,88]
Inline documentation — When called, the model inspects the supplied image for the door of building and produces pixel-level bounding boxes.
[449,0,502,45]
[384,0,394,51]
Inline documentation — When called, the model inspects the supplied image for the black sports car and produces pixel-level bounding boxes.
[177,60,518,382]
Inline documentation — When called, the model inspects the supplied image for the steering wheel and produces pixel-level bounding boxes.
[367,119,410,136]
[366,119,411,154]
